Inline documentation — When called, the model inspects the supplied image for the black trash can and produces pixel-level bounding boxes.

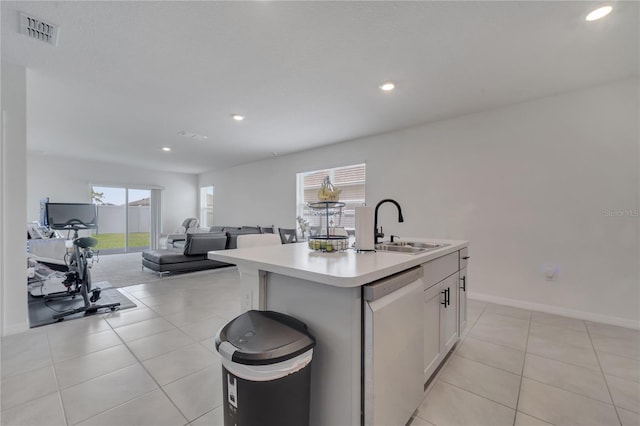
[215,310,316,426]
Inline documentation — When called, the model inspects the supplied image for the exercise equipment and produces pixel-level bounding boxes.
[47,217,120,320]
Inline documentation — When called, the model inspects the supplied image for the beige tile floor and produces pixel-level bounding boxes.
[2,263,639,426]
[416,302,640,426]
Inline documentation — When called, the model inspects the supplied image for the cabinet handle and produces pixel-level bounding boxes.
[441,290,447,306]
[462,256,470,260]
[446,287,450,307]
[460,276,466,291]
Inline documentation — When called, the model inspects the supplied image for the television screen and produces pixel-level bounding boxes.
[46,203,98,229]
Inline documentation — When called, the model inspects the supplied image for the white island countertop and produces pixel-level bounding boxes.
[208,237,467,287]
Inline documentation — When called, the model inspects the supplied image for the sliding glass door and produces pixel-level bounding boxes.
[126,189,151,252]
[91,186,152,254]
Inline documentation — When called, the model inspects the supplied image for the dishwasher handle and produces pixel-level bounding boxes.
[363,266,424,302]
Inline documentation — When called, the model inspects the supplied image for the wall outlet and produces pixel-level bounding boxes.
[543,265,559,281]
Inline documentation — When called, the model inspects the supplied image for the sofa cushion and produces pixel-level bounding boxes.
[142,250,207,265]
[225,228,262,250]
[183,232,228,255]
[241,226,261,233]
[142,257,229,273]
[171,240,186,251]
[259,225,275,234]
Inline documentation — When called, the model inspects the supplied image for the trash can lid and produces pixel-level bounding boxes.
[215,310,315,366]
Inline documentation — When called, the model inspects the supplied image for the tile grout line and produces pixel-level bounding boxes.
[512,311,532,426]
[74,274,231,425]
[56,310,186,425]
[520,319,618,372]
[521,375,620,408]
[45,326,71,426]
[416,303,492,426]
[585,324,624,426]
[5,266,236,425]
[437,379,527,416]
[189,405,223,426]
[58,318,142,426]
[523,348,604,373]
[516,318,622,422]
[450,351,523,377]
[416,302,489,425]
[106,299,193,426]
[591,347,640,362]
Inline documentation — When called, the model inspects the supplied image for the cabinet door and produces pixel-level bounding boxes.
[458,267,467,336]
[440,274,458,353]
[423,282,442,382]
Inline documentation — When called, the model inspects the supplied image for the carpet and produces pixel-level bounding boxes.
[28,281,137,328]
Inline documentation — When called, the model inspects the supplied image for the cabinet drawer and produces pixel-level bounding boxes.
[422,252,458,290]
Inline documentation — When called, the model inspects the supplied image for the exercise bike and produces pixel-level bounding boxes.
[46,219,120,320]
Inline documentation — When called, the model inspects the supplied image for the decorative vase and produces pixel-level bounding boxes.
[317,176,342,201]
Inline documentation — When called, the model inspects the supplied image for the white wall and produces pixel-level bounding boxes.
[200,78,640,327]
[1,62,28,335]
[27,154,198,234]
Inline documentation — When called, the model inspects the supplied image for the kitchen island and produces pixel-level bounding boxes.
[209,238,468,426]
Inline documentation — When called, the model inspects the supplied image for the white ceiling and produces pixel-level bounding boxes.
[2,1,638,174]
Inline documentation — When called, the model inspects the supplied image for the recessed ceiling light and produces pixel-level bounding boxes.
[232,114,245,121]
[162,147,171,152]
[586,5,612,21]
[271,152,278,156]
[379,82,395,91]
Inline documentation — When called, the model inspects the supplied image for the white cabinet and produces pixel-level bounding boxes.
[422,248,468,386]
[423,275,458,383]
[423,281,443,381]
[458,267,467,335]
[440,273,458,353]
[458,247,469,336]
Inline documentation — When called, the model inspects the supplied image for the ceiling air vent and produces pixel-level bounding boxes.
[19,12,59,46]
[178,130,208,141]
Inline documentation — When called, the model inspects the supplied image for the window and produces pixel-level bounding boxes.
[200,186,214,227]
[296,164,366,234]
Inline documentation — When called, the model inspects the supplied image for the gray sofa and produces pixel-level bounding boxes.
[142,232,230,275]
[142,225,272,275]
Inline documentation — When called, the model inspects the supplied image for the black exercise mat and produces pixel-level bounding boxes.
[28,282,136,328]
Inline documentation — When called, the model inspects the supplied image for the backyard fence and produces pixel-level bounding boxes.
[96,205,150,234]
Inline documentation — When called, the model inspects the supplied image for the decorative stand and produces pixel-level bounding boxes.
[307,201,348,252]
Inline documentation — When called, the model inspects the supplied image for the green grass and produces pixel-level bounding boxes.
[92,232,150,249]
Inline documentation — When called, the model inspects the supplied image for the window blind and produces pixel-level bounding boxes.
[299,164,366,230]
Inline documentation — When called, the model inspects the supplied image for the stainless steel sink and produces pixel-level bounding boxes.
[375,241,448,255]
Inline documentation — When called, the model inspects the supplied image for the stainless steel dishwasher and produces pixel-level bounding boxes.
[363,266,424,426]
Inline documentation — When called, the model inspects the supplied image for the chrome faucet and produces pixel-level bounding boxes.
[374,199,404,244]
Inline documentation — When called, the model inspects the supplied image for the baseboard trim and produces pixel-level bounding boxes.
[468,292,640,330]
[2,320,29,336]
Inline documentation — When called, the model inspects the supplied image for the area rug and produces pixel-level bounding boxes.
[28,281,137,328]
